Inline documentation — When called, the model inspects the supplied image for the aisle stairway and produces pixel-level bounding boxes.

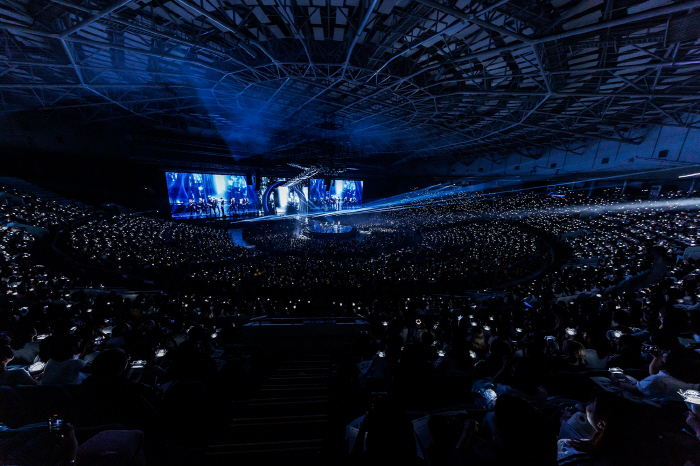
[206,354,332,465]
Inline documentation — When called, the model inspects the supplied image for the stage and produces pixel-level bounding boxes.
[167,212,265,230]
[170,210,262,220]
[305,220,358,239]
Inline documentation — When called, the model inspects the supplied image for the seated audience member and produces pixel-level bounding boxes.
[615,347,700,400]
[558,394,664,466]
[453,394,557,466]
[492,357,548,409]
[687,411,700,441]
[556,340,587,373]
[361,339,400,389]
[10,327,40,365]
[104,325,129,350]
[605,335,644,370]
[78,349,160,425]
[434,344,470,376]
[659,306,690,336]
[581,328,609,370]
[171,339,217,384]
[350,406,419,466]
[0,421,146,466]
[468,327,489,353]
[475,338,512,378]
[690,312,700,343]
[41,336,90,386]
[0,344,37,386]
[82,348,128,385]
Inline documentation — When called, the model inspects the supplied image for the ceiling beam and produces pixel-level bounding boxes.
[278,0,380,123]
[58,0,131,39]
[401,0,700,83]
[414,0,532,43]
[172,0,269,61]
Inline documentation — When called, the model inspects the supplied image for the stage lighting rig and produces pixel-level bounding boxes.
[281,163,322,188]
[282,162,353,189]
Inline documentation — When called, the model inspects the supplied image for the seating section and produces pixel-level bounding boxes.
[0,182,699,465]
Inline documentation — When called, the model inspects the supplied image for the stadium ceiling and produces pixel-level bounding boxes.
[1,0,700,167]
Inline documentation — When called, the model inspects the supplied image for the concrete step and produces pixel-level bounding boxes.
[260,382,328,389]
[223,419,329,443]
[205,354,332,466]
[207,438,323,455]
[266,375,329,382]
[231,414,327,426]
[273,367,329,374]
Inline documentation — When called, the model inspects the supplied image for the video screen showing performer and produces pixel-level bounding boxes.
[309,179,363,211]
[165,172,258,218]
[263,181,309,216]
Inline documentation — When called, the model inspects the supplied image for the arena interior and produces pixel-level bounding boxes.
[1,0,700,464]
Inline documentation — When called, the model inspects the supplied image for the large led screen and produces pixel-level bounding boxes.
[309,179,363,211]
[261,178,309,215]
[166,172,258,218]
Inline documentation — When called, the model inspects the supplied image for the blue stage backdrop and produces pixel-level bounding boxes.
[165,172,258,217]
[309,179,363,210]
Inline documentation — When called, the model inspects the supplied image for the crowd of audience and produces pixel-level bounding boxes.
[0,191,94,230]
[66,215,254,269]
[242,219,414,257]
[0,182,699,465]
[346,266,700,464]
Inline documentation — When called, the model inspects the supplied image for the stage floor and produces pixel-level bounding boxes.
[305,221,358,239]
[171,211,262,220]
[308,222,353,234]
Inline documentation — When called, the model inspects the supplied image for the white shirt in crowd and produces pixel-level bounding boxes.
[11,342,40,364]
[636,372,700,401]
[584,349,608,369]
[40,358,86,385]
[0,368,36,386]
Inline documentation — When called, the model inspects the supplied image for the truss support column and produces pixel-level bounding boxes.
[688,179,697,197]
[531,44,552,94]
[59,0,132,38]
[60,40,84,85]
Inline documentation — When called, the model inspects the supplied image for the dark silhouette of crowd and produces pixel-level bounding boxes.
[242,219,414,257]
[67,215,255,269]
[0,182,699,465]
